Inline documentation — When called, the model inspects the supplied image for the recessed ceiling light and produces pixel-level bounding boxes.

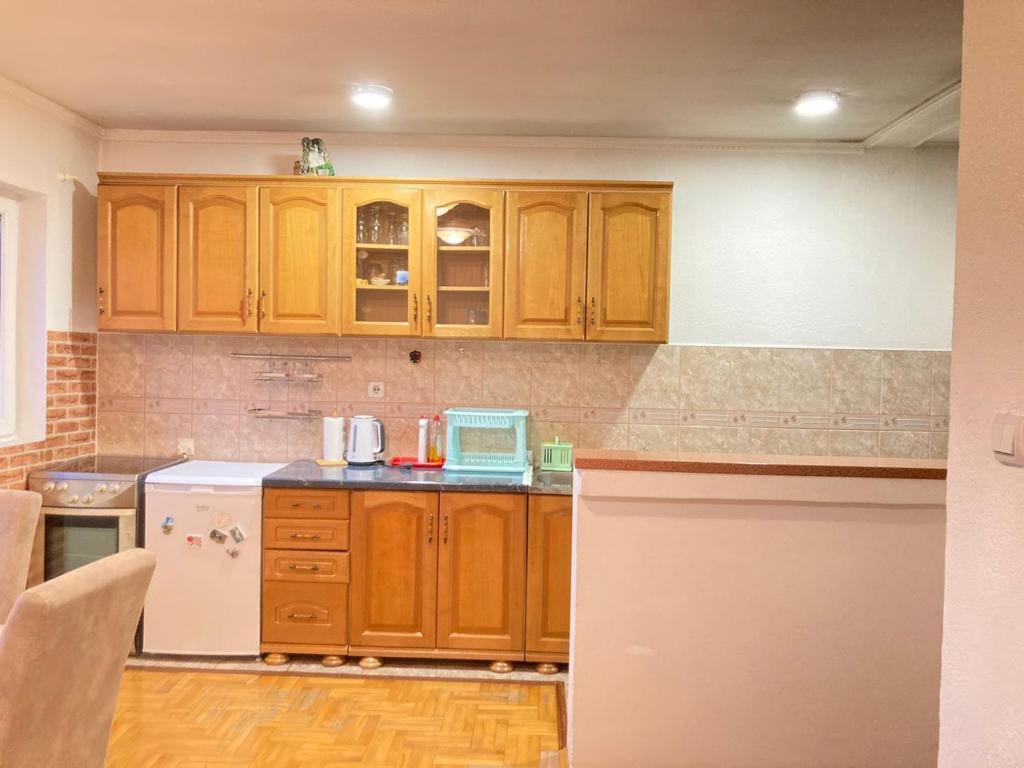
[351,84,393,109]
[794,90,840,117]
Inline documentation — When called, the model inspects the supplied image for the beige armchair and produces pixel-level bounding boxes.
[0,489,42,623]
[0,548,156,768]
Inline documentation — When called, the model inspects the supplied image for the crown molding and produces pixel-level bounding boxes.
[0,74,104,138]
[863,81,961,149]
[100,128,865,155]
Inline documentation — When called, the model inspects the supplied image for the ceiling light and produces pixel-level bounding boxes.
[793,91,840,117]
[351,84,393,109]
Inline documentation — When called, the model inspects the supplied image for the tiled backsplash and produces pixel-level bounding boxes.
[1,331,97,489]
[96,334,950,463]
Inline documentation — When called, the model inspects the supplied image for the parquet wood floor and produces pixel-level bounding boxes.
[105,669,560,768]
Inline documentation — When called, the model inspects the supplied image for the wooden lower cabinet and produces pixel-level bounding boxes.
[436,493,526,653]
[349,491,439,650]
[525,494,573,663]
[261,489,350,665]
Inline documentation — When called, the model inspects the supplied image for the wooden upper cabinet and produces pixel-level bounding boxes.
[504,191,588,340]
[177,186,259,333]
[422,188,504,339]
[258,186,341,334]
[525,495,573,659]
[349,491,438,649]
[341,188,422,336]
[436,492,526,653]
[97,185,176,331]
[587,191,672,342]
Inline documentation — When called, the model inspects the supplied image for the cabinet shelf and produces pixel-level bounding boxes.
[437,286,490,293]
[356,243,408,251]
[437,245,490,253]
[356,284,408,291]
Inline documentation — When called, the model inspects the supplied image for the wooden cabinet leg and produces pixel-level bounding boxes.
[535,662,559,675]
[489,660,513,674]
[358,656,383,670]
[321,655,346,667]
[263,653,290,666]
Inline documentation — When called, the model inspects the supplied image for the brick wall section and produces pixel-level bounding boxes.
[0,331,97,489]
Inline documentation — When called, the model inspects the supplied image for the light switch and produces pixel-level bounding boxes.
[992,413,1024,466]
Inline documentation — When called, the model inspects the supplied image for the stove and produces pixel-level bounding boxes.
[28,455,184,509]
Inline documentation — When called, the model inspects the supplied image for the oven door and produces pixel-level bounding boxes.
[40,508,136,581]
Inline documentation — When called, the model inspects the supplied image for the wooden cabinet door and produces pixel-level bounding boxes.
[422,188,504,338]
[525,495,573,658]
[97,185,176,330]
[258,186,341,334]
[587,191,672,342]
[349,491,438,649]
[341,188,422,336]
[504,191,587,340]
[437,492,527,652]
[177,186,258,333]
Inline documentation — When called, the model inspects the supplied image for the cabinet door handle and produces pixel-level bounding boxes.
[575,296,583,326]
[589,296,596,326]
[98,286,105,316]
[287,612,317,620]
[426,295,433,327]
[442,512,449,544]
[289,533,321,540]
[245,288,254,319]
[427,513,433,544]
[412,293,419,324]
[259,290,267,320]
[288,563,321,572]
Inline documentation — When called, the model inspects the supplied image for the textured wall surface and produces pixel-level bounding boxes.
[939,1,1024,765]
[96,333,950,464]
[0,331,96,489]
[100,138,958,349]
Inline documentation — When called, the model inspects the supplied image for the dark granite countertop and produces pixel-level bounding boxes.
[264,460,531,493]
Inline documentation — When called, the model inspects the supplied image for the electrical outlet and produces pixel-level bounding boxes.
[368,381,385,399]
[177,437,195,458]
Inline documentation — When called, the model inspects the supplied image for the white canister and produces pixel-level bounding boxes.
[417,418,430,464]
[322,416,345,462]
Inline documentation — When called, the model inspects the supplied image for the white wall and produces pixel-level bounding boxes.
[101,134,958,349]
[939,1,1024,764]
[0,81,100,331]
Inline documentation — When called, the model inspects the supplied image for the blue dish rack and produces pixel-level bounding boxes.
[443,408,530,474]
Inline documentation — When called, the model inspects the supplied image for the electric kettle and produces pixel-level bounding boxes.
[346,415,385,465]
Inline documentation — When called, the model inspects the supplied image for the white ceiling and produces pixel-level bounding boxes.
[0,0,963,142]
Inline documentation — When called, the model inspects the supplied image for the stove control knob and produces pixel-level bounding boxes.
[43,482,55,492]
[56,482,68,493]
[82,495,94,505]
[109,483,122,494]
[67,495,80,504]
[95,483,108,493]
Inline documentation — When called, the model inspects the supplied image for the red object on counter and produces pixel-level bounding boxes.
[388,456,445,469]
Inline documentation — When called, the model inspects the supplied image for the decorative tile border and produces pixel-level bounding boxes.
[96,335,951,463]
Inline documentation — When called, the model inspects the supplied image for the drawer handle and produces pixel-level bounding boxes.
[290,533,322,540]
[289,502,323,510]
[288,563,321,572]
[287,612,317,620]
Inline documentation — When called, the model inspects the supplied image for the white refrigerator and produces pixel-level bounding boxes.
[143,461,284,656]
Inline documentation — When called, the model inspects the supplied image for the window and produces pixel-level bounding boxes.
[0,195,19,441]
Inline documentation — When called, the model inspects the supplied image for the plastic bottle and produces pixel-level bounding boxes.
[428,414,443,462]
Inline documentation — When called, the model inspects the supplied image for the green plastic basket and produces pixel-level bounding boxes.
[540,438,574,471]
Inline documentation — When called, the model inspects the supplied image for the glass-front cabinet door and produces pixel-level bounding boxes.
[422,189,504,338]
[341,188,423,336]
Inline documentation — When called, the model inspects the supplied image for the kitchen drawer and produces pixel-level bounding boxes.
[262,581,348,646]
[263,489,349,520]
[264,549,350,584]
[264,518,350,551]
